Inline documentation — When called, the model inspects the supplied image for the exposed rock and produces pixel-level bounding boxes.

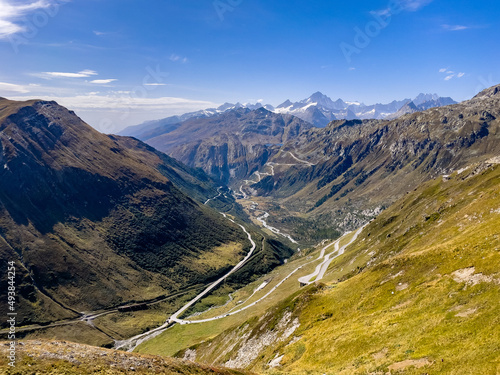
[388,358,432,371]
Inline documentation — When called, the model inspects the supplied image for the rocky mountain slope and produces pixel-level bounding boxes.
[0,98,290,329]
[119,102,276,141]
[0,340,251,374]
[146,107,312,184]
[128,86,497,244]
[171,157,500,375]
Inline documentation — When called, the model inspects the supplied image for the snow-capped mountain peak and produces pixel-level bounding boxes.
[300,91,338,110]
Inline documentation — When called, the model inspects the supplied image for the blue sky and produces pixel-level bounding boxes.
[0,0,499,132]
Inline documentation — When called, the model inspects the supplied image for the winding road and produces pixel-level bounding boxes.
[169,215,256,323]
[204,186,223,205]
[114,187,367,351]
[114,213,256,352]
[298,225,365,285]
[256,211,298,244]
[171,225,366,325]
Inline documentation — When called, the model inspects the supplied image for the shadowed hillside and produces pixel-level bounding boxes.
[0,98,265,328]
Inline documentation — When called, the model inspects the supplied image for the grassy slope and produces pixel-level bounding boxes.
[0,340,252,375]
[166,162,500,374]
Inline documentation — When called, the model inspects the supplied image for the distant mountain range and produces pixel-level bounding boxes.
[273,92,456,126]
[120,92,456,136]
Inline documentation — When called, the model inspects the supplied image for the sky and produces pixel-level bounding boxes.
[0,0,499,133]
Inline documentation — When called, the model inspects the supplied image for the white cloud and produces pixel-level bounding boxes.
[403,0,434,12]
[144,83,167,86]
[372,0,433,17]
[90,79,117,84]
[0,19,22,37]
[0,0,65,39]
[5,93,218,131]
[439,67,466,81]
[8,93,216,112]
[170,54,188,63]
[370,8,391,17]
[0,81,31,93]
[93,30,105,36]
[442,24,469,31]
[41,69,98,78]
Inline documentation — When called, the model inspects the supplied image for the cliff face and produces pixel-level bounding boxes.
[146,107,312,184]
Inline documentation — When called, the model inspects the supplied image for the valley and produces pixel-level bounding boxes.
[1,85,499,374]
[0,98,294,349]
[2,2,499,374]
[128,85,500,374]
[125,86,500,250]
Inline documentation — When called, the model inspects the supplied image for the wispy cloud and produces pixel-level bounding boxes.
[39,69,98,78]
[439,67,465,81]
[144,83,167,86]
[90,79,117,84]
[372,0,433,16]
[170,54,188,63]
[0,81,31,93]
[403,0,434,12]
[442,24,469,31]
[8,93,216,112]
[0,0,65,39]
